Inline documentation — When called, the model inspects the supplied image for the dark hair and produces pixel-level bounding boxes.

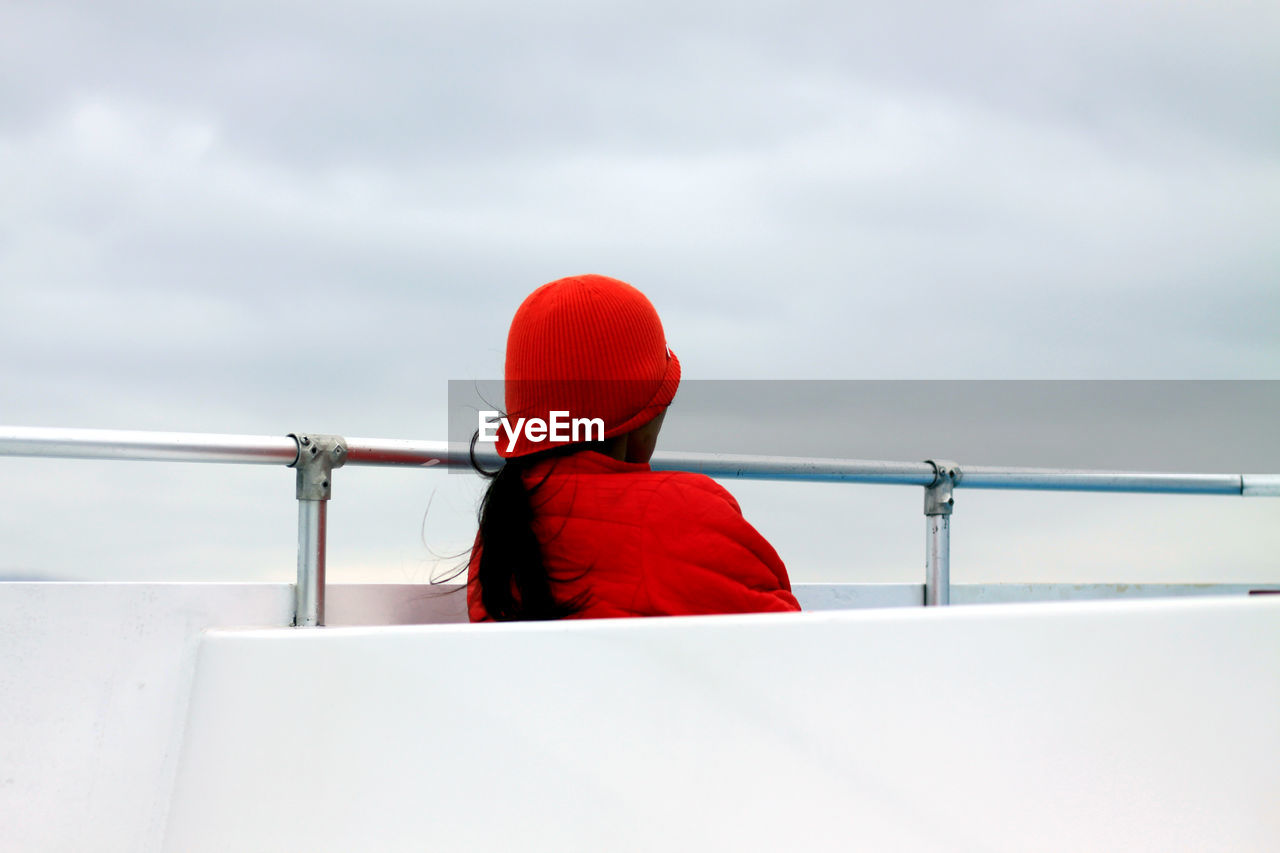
[470,433,590,621]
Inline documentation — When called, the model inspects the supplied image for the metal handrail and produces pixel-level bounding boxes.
[0,427,299,465]
[3,426,1277,622]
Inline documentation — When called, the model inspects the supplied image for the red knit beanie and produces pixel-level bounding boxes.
[498,274,680,459]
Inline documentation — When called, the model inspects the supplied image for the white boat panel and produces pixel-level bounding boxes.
[164,597,1280,852]
[0,582,462,853]
[0,583,290,853]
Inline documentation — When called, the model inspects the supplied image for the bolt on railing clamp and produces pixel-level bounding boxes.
[288,433,347,500]
[924,459,959,515]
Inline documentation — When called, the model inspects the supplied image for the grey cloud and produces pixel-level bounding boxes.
[6,1,1277,164]
[2,0,1277,582]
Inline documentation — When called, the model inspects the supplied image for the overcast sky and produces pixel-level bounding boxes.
[2,1,1277,585]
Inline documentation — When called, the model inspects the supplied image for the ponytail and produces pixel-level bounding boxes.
[471,438,587,621]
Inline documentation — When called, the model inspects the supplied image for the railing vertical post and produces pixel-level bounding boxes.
[925,515,950,606]
[295,500,326,627]
[288,434,347,627]
[924,460,959,606]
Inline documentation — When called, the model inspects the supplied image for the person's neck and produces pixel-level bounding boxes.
[585,436,629,461]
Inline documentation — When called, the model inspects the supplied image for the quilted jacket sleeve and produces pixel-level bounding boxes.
[636,472,801,616]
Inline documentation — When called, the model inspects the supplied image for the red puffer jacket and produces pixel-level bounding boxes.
[468,451,800,620]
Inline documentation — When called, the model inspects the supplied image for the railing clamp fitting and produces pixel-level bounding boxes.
[289,434,347,501]
[924,459,959,516]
